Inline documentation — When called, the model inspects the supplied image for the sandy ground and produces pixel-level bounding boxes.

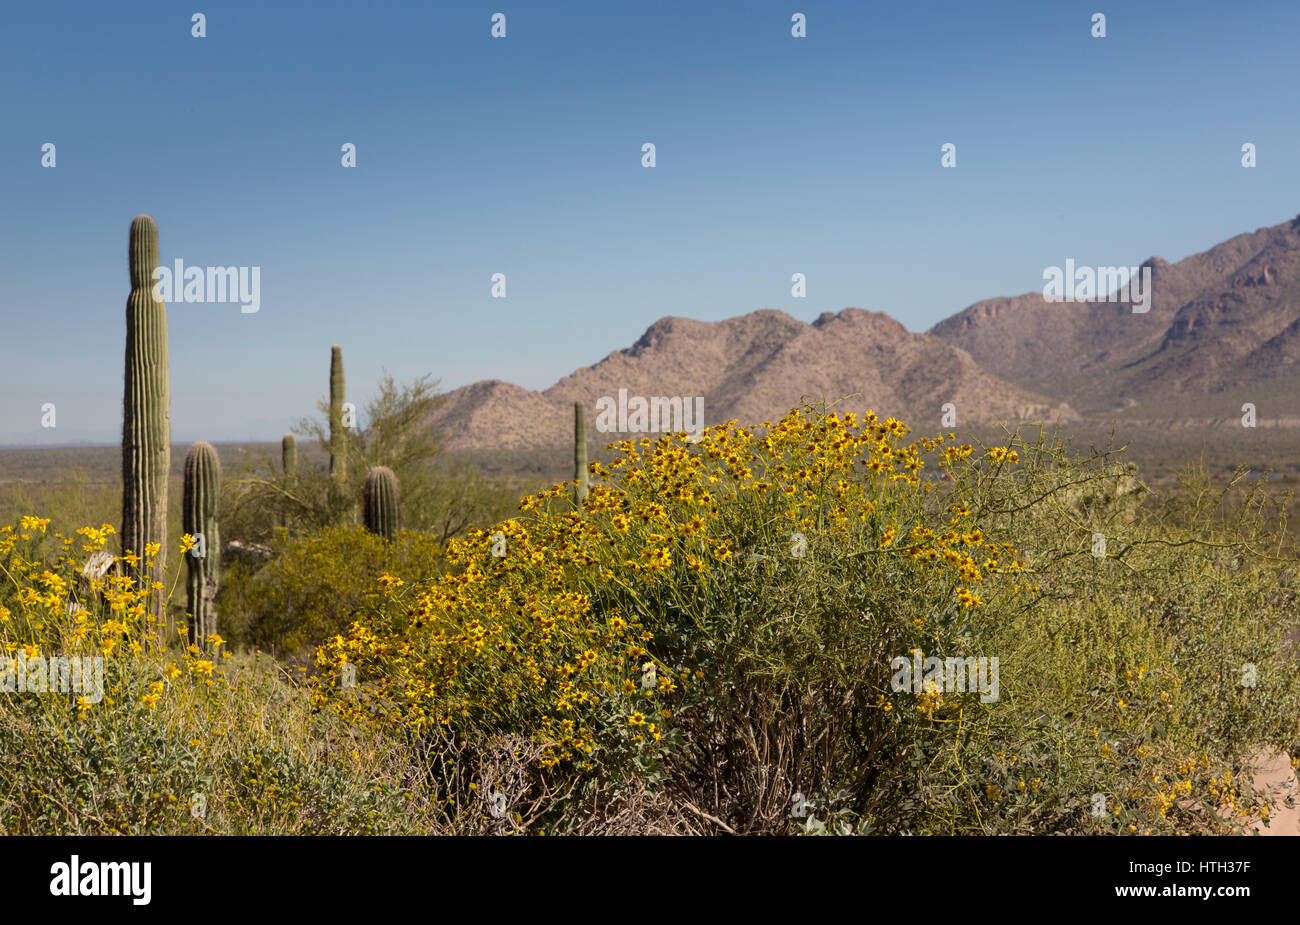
[1245,749,1300,836]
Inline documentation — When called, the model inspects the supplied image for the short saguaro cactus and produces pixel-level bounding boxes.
[363,466,400,540]
[574,400,589,507]
[280,433,297,528]
[182,441,221,647]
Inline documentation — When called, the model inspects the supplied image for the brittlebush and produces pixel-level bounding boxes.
[312,403,1300,834]
[310,406,1035,798]
[0,522,412,834]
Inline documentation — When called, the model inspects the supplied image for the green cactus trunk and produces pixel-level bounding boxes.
[282,433,298,480]
[280,433,297,528]
[328,345,346,484]
[328,345,351,520]
[363,466,399,540]
[574,401,589,507]
[182,442,221,648]
[121,214,170,620]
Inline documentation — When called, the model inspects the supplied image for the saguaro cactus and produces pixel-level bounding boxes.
[363,466,399,540]
[121,214,170,616]
[282,433,298,480]
[182,442,221,646]
[280,433,297,528]
[329,345,346,483]
[574,401,589,507]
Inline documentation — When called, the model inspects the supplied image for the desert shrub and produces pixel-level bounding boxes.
[311,507,669,820]
[221,373,519,547]
[0,520,431,834]
[0,471,119,538]
[312,403,1300,834]
[218,525,443,660]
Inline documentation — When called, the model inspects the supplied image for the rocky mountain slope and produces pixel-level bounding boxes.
[429,309,1067,449]
[430,214,1300,448]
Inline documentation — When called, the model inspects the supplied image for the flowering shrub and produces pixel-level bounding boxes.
[312,403,1300,834]
[309,405,1034,822]
[0,520,417,834]
[1,516,177,693]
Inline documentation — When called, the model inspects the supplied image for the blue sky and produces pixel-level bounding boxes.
[3,0,1298,444]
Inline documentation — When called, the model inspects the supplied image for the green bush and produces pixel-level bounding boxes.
[0,654,416,835]
[220,525,443,661]
[0,519,426,834]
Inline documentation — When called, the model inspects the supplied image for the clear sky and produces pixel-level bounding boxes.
[3,0,1299,444]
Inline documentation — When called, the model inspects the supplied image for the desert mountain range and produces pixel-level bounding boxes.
[429,214,1300,449]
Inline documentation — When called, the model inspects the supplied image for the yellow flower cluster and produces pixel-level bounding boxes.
[1,523,217,714]
[312,405,1031,773]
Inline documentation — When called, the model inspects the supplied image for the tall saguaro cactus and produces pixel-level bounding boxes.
[280,433,297,528]
[328,345,346,484]
[363,466,399,540]
[574,401,589,507]
[182,442,221,647]
[121,214,170,617]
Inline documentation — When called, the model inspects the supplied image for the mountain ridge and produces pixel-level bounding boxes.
[428,214,1300,449]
